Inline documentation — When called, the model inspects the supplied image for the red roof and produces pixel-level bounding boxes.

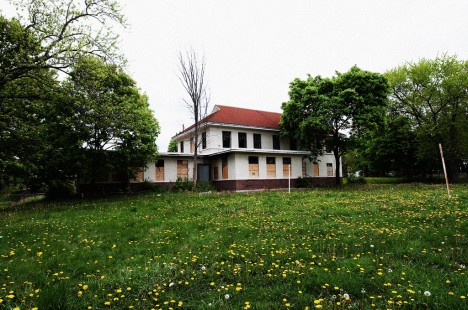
[177,105,282,136]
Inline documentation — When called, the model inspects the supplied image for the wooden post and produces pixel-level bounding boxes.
[439,143,451,199]
[288,164,291,194]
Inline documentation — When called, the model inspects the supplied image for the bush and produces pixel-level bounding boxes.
[171,177,194,192]
[346,176,367,184]
[195,181,215,192]
[46,181,76,199]
[296,177,313,188]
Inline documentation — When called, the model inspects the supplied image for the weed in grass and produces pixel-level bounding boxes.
[0,184,466,309]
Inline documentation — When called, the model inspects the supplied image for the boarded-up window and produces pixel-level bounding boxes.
[134,168,144,182]
[302,162,307,177]
[266,157,276,178]
[222,158,228,179]
[314,163,319,176]
[155,160,164,181]
[248,156,259,178]
[327,163,333,176]
[283,157,291,178]
[213,160,219,180]
[177,160,188,178]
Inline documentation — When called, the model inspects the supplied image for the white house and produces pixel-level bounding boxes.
[136,105,340,191]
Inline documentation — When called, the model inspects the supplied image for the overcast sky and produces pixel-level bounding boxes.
[2,1,468,151]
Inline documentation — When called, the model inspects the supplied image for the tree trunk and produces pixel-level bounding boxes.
[334,150,341,185]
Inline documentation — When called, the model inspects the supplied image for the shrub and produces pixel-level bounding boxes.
[296,177,312,188]
[195,181,215,192]
[46,181,76,199]
[346,176,367,184]
[171,177,194,192]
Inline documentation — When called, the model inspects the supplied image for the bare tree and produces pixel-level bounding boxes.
[178,49,210,187]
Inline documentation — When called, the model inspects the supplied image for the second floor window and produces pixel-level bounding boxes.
[222,131,231,148]
[238,132,247,148]
[253,133,261,149]
[273,135,280,150]
[202,132,207,149]
[180,141,184,153]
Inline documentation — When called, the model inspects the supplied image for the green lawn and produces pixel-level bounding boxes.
[0,184,467,309]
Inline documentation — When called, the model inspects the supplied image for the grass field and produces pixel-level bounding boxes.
[0,184,467,309]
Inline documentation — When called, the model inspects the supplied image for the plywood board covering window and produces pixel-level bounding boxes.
[327,163,333,176]
[248,156,259,178]
[177,160,188,178]
[302,162,307,176]
[314,163,319,176]
[266,157,276,178]
[222,158,228,179]
[156,160,164,181]
[283,157,291,178]
[135,168,144,182]
[213,160,219,180]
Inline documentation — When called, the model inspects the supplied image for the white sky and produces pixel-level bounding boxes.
[2,0,468,151]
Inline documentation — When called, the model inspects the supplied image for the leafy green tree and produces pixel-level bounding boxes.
[356,112,418,177]
[1,0,125,91]
[167,139,178,152]
[386,55,468,181]
[281,66,390,184]
[63,57,160,185]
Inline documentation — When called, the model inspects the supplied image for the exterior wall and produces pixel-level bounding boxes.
[302,153,342,177]
[232,153,304,180]
[206,126,289,150]
[212,177,336,191]
[144,157,194,183]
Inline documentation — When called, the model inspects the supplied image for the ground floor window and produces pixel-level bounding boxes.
[222,157,228,179]
[266,157,276,178]
[156,160,164,181]
[213,160,219,180]
[177,160,188,178]
[302,162,307,177]
[283,157,291,177]
[327,163,333,176]
[134,167,144,182]
[314,163,319,176]
[248,156,259,178]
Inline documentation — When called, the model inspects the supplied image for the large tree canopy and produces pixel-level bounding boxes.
[62,56,160,184]
[1,0,125,91]
[385,55,468,180]
[281,66,389,184]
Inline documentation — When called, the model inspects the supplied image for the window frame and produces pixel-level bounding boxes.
[253,133,262,149]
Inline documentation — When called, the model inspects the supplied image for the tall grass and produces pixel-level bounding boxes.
[0,184,466,309]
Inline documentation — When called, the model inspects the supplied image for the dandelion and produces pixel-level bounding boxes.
[169,282,174,287]
[370,244,374,248]
[361,288,366,293]
[343,293,350,301]
[424,291,431,297]
[78,290,83,297]
[37,252,43,257]
[83,285,89,291]
[225,294,230,299]
[201,265,206,271]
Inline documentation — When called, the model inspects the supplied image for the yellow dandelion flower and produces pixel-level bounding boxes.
[6,295,14,299]
[78,290,83,297]
[37,252,43,257]
[83,285,89,291]
[104,301,111,306]
[178,301,183,306]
